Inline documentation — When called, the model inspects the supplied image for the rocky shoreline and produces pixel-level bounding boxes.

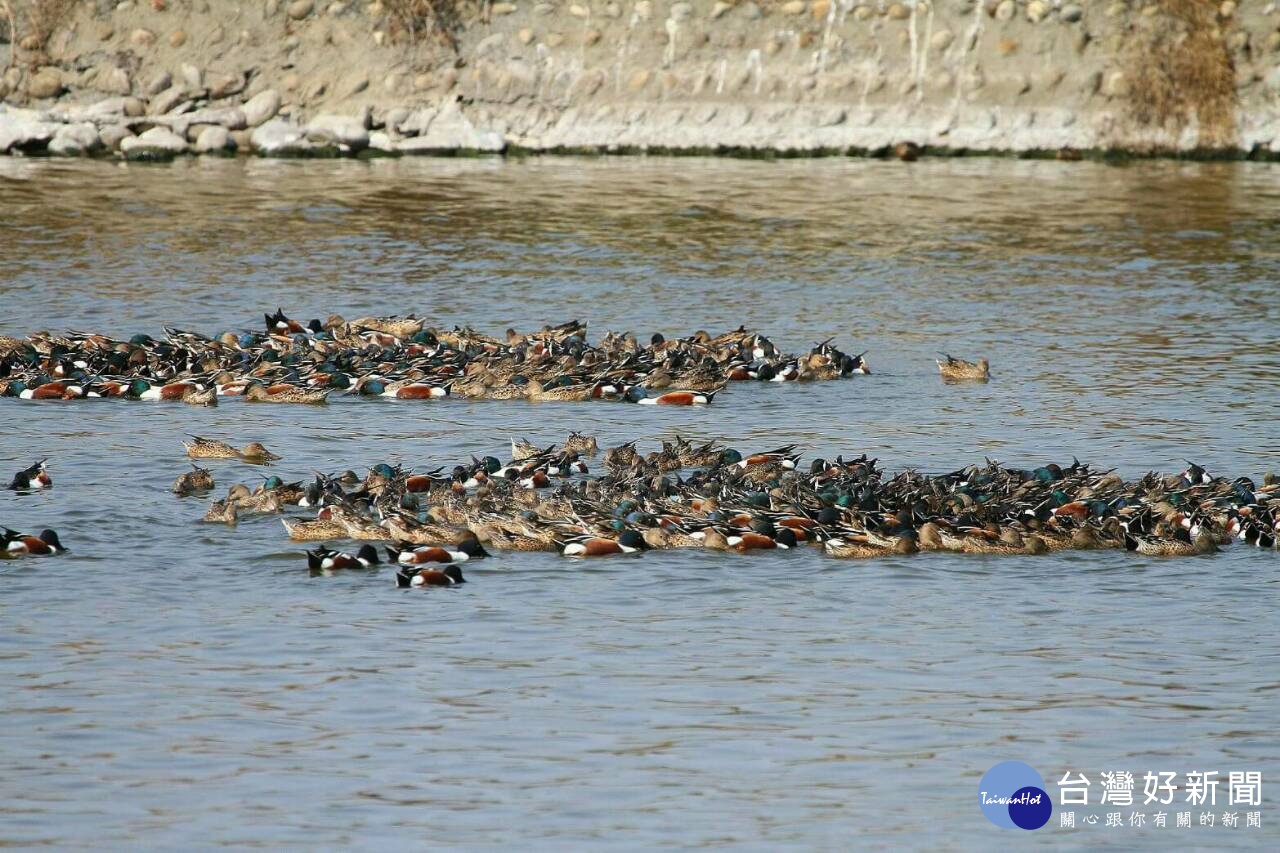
[3,1,1280,160]
[0,91,509,158]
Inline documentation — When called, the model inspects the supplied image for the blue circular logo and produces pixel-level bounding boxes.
[1009,785,1052,829]
[979,761,1052,830]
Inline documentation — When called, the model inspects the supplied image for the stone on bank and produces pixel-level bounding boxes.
[28,68,65,100]
[120,126,188,160]
[250,119,313,155]
[194,125,234,154]
[99,125,134,151]
[242,90,282,128]
[0,108,59,153]
[305,114,370,151]
[48,123,102,156]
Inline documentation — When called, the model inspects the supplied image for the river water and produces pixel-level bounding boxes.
[1,156,1278,848]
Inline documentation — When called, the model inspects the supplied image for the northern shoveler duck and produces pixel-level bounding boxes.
[202,499,238,526]
[327,506,391,541]
[561,530,649,556]
[187,433,1280,563]
[240,440,282,461]
[172,465,215,495]
[641,524,705,549]
[727,527,798,551]
[469,515,560,551]
[510,437,544,461]
[8,459,51,491]
[351,314,426,339]
[936,353,990,382]
[958,529,1049,555]
[645,442,685,473]
[384,538,489,564]
[1125,529,1218,557]
[802,342,871,379]
[484,380,533,401]
[17,380,91,400]
[281,511,352,541]
[517,469,552,489]
[916,521,963,552]
[384,380,451,400]
[474,527,554,552]
[306,544,380,571]
[1070,520,1125,550]
[842,351,871,376]
[603,441,641,472]
[564,431,600,457]
[2,527,67,555]
[381,514,473,546]
[1180,461,1214,487]
[1239,521,1277,549]
[672,438,730,469]
[636,390,716,406]
[823,531,917,557]
[0,317,881,421]
[182,386,217,407]
[395,563,466,587]
[526,379,596,403]
[245,384,330,405]
[265,308,306,334]
[136,380,210,401]
[224,483,285,515]
[737,445,801,469]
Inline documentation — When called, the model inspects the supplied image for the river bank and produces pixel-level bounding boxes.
[2,1,1280,159]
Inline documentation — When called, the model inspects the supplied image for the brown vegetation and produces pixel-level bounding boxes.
[383,0,467,51]
[2,0,77,67]
[1124,0,1237,149]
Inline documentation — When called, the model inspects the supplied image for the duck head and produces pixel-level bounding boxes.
[617,530,650,551]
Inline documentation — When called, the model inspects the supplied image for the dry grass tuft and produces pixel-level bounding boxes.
[1124,0,1237,149]
[383,0,468,51]
[2,0,78,66]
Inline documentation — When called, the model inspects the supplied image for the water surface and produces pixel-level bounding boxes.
[1,157,1278,848]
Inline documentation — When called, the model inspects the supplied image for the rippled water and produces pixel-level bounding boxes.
[1,157,1278,848]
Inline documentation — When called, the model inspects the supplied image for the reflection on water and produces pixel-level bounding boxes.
[1,158,1278,847]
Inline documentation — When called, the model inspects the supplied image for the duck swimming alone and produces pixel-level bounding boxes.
[8,459,51,491]
[184,436,281,463]
[2,527,67,555]
[936,353,991,382]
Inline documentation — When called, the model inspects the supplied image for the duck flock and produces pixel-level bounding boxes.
[0,309,868,405]
[2,311,1277,582]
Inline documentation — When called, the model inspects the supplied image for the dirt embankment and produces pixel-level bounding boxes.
[2,1,1279,158]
